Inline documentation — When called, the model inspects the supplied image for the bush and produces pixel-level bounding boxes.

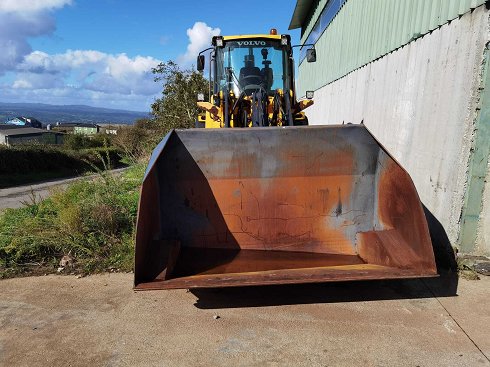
[0,144,80,173]
[112,119,163,163]
[0,144,125,188]
[63,133,114,150]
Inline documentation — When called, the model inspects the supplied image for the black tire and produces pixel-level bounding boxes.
[294,115,308,126]
[195,121,205,128]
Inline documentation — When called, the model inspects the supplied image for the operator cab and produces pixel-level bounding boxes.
[195,31,316,128]
[214,37,290,97]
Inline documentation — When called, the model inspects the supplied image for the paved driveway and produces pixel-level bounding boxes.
[0,274,488,366]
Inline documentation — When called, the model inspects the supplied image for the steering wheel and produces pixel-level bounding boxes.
[243,84,263,92]
[240,74,263,85]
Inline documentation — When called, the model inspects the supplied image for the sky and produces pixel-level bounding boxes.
[0,0,301,112]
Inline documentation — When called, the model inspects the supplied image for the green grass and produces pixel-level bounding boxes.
[0,164,145,278]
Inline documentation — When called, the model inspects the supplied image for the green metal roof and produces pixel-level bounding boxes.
[288,0,316,30]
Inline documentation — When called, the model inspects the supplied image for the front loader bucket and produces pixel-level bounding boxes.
[134,125,437,290]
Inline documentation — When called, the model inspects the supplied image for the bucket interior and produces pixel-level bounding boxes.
[135,126,437,289]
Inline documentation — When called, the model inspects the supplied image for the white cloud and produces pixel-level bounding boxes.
[178,22,220,66]
[19,50,107,74]
[14,50,160,95]
[12,79,32,89]
[0,8,227,111]
[0,0,163,111]
[0,1,72,75]
[2,49,162,110]
[0,85,156,111]
[0,0,72,13]
[12,72,64,89]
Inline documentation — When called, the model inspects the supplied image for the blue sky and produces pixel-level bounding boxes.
[0,0,300,112]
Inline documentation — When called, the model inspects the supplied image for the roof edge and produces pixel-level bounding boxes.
[288,0,315,30]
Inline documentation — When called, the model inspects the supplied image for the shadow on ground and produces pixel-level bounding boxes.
[191,274,458,309]
[423,204,458,273]
[191,205,458,310]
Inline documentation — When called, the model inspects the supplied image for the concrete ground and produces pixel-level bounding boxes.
[0,274,488,367]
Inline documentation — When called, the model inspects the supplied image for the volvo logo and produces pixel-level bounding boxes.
[236,41,267,46]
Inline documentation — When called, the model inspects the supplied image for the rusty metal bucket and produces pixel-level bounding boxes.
[134,125,437,290]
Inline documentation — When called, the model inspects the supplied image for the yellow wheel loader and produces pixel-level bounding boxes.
[134,30,437,290]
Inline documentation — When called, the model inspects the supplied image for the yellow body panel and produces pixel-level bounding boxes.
[298,99,314,111]
[199,97,310,128]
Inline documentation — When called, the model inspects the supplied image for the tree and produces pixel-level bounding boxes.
[151,61,208,132]
[112,62,208,162]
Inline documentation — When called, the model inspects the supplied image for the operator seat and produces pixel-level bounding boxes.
[239,55,262,92]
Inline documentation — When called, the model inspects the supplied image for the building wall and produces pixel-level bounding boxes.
[74,126,98,135]
[3,133,64,146]
[303,5,490,254]
[297,0,486,97]
[469,42,490,254]
[6,134,45,145]
[477,163,490,253]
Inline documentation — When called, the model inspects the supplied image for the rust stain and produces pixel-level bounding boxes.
[208,176,356,255]
[318,188,330,213]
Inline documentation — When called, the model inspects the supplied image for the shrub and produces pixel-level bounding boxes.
[112,120,163,163]
[0,164,145,276]
[0,144,125,188]
[63,133,113,150]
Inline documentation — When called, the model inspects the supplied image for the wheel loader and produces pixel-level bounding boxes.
[134,30,437,290]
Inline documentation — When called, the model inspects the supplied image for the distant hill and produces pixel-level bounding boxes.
[0,102,150,125]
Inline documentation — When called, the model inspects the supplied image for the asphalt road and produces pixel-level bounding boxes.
[0,168,128,211]
[0,273,488,367]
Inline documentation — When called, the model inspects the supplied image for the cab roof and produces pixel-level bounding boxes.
[222,34,282,41]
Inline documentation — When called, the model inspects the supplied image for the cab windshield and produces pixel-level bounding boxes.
[214,39,290,96]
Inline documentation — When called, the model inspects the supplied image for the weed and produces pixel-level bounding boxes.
[456,256,481,281]
[0,164,145,276]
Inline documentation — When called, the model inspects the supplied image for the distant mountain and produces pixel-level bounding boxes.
[0,102,150,125]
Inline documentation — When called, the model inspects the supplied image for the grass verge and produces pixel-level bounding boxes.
[0,164,145,278]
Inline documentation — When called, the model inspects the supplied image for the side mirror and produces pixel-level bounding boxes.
[306,48,316,63]
[197,55,205,71]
